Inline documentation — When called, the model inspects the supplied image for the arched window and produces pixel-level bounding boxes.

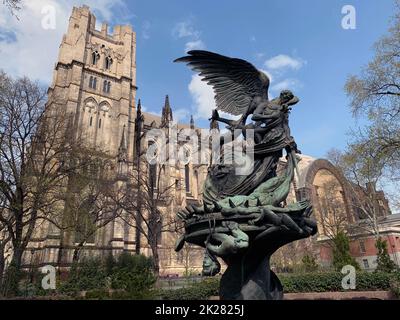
[89,76,97,89]
[92,51,100,65]
[74,197,96,244]
[99,118,102,129]
[105,56,113,70]
[89,116,93,126]
[185,164,190,193]
[194,170,199,196]
[149,163,157,191]
[103,81,111,94]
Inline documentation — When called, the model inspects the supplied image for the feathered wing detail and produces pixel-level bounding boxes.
[174,50,270,116]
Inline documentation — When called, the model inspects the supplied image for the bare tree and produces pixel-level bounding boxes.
[327,147,390,239]
[0,71,108,286]
[123,160,181,275]
[316,177,349,242]
[345,0,400,186]
[57,158,126,264]
[0,216,11,287]
[0,72,49,273]
[2,0,21,16]
[271,239,315,273]
[180,243,201,277]
[271,174,350,272]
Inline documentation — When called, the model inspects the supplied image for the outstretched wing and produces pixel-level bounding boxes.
[174,50,270,116]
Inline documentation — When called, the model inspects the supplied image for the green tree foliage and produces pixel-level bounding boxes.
[375,237,398,273]
[61,258,107,294]
[1,262,21,297]
[110,252,156,299]
[301,254,319,273]
[332,231,360,271]
[161,278,220,300]
[60,253,156,299]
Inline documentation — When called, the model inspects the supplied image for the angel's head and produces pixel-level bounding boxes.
[279,90,294,103]
[279,90,299,107]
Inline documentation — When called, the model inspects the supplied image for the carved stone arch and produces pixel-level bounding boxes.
[99,101,111,114]
[90,47,101,65]
[302,159,354,224]
[84,97,98,112]
[180,143,193,166]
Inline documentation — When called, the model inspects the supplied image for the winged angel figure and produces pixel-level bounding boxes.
[175,50,302,212]
[174,51,317,300]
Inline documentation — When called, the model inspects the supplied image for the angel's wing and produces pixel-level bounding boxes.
[174,50,270,116]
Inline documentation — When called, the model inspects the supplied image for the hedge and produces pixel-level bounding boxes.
[160,278,219,300]
[161,272,400,300]
[60,253,156,299]
[281,272,396,293]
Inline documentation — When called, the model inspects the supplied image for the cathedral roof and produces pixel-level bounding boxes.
[142,111,194,130]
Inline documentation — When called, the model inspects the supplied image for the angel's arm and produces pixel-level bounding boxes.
[251,103,281,122]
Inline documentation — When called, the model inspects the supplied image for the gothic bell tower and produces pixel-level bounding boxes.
[47,5,137,159]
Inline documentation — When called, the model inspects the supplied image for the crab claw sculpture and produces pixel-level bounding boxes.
[174,51,318,300]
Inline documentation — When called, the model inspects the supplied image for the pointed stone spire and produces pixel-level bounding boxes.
[137,98,142,115]
[136,99,144,123]
[118,125,127,162]
[161,95,173,127]
[190,115,195,129]
[134,99,144,159]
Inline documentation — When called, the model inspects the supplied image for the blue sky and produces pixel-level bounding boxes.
[0,0,396,158]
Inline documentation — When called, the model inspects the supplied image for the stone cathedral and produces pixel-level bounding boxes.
[24,5,207,276]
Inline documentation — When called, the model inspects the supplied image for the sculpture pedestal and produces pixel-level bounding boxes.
[220,246,283,300]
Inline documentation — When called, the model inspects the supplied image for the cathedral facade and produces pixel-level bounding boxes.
[23,5,207,276]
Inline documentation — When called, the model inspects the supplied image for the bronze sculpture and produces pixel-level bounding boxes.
[174,50,318,300]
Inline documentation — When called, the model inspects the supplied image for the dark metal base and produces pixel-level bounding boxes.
[220,251,283,300]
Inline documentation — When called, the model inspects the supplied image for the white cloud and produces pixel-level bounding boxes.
[257,53,306,95]
[142,20,151,39]
[270,78,302,93]
[0,0,126,83]
[264,54,305,71]
[188,74,241,121]
[185,39,205,52]
[189,74,216,119]
[174,108,191,123]
[172,21,199,39]
[254,52,265,60]
[172,18,205,53]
